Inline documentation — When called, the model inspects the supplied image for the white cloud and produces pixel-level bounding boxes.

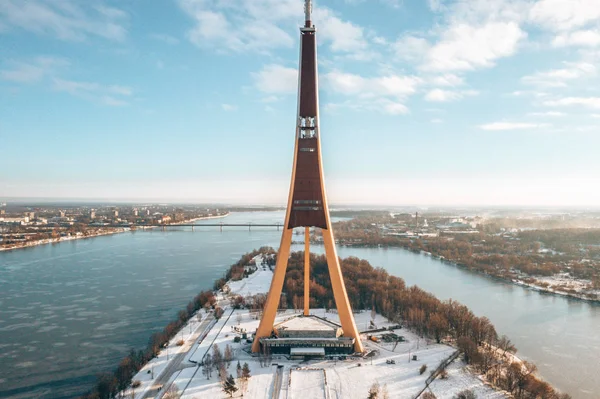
[180,0,295,53]
[221,104,238,111]
[592,114,600,118]
[150,33,180,45]
[510,90,550,97]
[427,0,445,12]
[325,71,420,98]
[393,35,430,62]
[179,1,375,59]
[527,111,566,117]
[553,29,600,47]
[315,9,369,57]
[383,102,409,115]
[323,71,421,115]
[261,95,280,103]
[424,88,478,102]
[252,64,298,94]
[0,0,128,41]
[529,0,600,31]
[101,96,129,107]
[522,62,596,87]
[430,74,464,87]
[431,118,444,123]
[543,97,600,109]
[479,122,551,131]
[0,57,68,83]
[53,78,133,106]
[425,89,460,102]
[424,22,526,71]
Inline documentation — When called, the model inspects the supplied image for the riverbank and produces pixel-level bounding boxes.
[0,228,128,252]
[94,250,569,399]
[114,253,509,399]
[329,240,600,305]
[424,250,600,305]
[0,213,231,252]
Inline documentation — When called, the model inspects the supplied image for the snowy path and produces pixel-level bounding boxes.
[140,313,215,399]
[289,369,326,399]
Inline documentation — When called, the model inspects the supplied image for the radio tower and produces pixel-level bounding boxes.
[252,0,364,353]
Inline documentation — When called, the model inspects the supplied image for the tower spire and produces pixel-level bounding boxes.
[304,0,312,27]
[251,0,364,355]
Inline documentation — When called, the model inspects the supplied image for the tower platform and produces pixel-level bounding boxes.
[258,315,356,358]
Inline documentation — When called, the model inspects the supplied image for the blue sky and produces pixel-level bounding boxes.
[1,0,600,206]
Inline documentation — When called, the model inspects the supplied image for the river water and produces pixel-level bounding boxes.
[0,211,598,398]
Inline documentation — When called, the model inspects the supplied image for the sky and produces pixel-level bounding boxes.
[1,0,600,207]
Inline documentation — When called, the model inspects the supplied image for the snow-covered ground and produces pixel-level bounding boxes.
[428,359,506,399]
[226,261,274,298]
[166,255,506,399]
[514,272,600,302]
[289,369,326,399]
[119,310,214,399]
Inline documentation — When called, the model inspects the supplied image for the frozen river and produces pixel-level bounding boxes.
[0,211,598,398]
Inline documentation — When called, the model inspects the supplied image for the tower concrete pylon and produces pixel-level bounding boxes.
[251,0,364,354]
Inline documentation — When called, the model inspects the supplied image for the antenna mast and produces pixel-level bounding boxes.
[304,0,312,27]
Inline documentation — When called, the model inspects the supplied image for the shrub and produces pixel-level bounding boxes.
[234,336,241,343]
[422,392,437,399]
[454,389,476,399]
[176,340,184,346]
[419,364,427,375]
[131,380,141,388]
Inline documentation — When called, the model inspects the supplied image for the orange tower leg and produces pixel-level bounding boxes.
[304,227,310,316]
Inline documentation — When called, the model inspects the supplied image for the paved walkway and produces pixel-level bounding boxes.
[141,314,215,399]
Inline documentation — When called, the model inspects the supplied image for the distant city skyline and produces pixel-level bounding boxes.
[2,0,600,206]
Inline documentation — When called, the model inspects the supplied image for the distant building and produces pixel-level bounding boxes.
[27,212,35,219]
[90,210,96,219]
[146,209,151,216]
[114,210,119,217]
[0,209,5,215]
[133,209,139,217]
[0,216,30,225]
[60,211,65,218]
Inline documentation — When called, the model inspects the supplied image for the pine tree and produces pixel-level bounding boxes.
[236,361,242,380]
[242,362,251,380]
[222,374,238,397]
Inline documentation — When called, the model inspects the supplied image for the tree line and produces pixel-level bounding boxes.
[279,252,571,399]
[80,289,217,399]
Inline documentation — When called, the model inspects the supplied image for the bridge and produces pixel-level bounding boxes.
[128,223,283,232]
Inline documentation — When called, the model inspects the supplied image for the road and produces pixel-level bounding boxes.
[272,366,283,399]
[141,313,215,399]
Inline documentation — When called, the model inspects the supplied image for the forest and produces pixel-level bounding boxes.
[325,217,600,300]
[243,251,570,399]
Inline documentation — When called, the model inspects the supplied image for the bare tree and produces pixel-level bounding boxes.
[219,363,228,384]
[203,354,213,379]
[212,344,223,370]
[224,344,233,368]
[163,384,180,399]
[368,382,380,399]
